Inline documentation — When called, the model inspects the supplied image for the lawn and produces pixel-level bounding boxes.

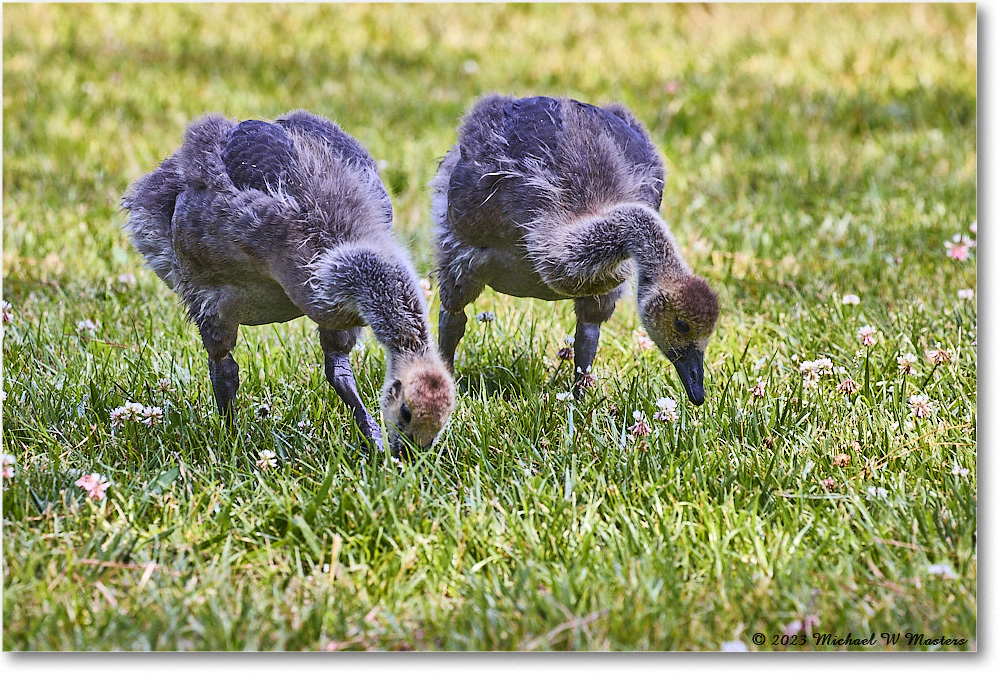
[1,3,977,651]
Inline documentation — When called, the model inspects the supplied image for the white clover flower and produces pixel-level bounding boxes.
[1,453,14,480]
[897,353,918,375]
[945,235,974,261]
[927,562,957,579]
[655,396,676,411]
[857,326,878,346]
[629,411,652,437]
[908,394,933,419]
[866,486,889,500]
[140,406,163,426]
[841,294,860,306]
[256,450,278,470]
[117,272,137,285]
[836,378,860,395]
[926,348,952,365]
[957,288,974,300]
[110,405,133,428]
[555,391,574,402]
[109,407,127,428]
[653,396,678,422]
[951,461,969,477]
[77,318,98,335]
[799,360,826,388]
[110,400,163,428]
[476,311,496,323]
[75,473,111,500]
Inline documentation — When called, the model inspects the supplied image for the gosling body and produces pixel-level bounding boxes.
[124,110,454,452]
[432,95,719,403]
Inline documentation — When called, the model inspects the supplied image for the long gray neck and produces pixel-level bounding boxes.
[535,204,688,292]
[313,240,433,357]
[604,204,688,284]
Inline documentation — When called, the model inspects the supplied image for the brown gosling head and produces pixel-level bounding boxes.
[381,352,456,456]
[638,274,720,406]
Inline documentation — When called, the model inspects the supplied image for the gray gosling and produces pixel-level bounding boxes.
[432,95,719,404]
[123,110,455,454]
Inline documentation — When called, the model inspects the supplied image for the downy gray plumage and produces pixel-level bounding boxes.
[123,110,454,453]
[432,95,719,403]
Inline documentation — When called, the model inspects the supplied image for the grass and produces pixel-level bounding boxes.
[1,3,977,651]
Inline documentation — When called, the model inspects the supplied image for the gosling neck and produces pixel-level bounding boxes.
[313,239,434,358]
[604,204,691,287]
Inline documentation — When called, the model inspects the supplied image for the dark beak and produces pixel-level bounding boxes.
[668,345,705,405]
[390,434,405,458]
[391,433,420,462]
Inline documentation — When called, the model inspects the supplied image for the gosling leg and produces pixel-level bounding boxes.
[435,261,486,373]
[320,328,384,453]
[198,320,241,421]
[438,308,468,372]
[572,286,624,398]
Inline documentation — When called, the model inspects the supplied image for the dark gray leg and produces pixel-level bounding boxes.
[438,309,468,373]
[198,321,240,421]
[208,355,240,419]
[436,262,486,373]
[320,328,384,453]
[573,286,625,397]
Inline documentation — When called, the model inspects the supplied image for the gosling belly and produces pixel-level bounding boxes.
[235,280,305,326]
[482,247,630,300]
[482,248,567,300]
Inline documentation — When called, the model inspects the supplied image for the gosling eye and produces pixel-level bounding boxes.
[399,402,412,426]
[674,318,690,334]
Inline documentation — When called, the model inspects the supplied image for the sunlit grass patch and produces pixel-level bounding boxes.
[2,2,975,651]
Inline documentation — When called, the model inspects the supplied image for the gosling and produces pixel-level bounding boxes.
[432,95,719,404]
[123,110,455,453]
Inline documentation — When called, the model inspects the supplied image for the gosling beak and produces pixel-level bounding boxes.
[668,345,706,406]
[391,433,419,462]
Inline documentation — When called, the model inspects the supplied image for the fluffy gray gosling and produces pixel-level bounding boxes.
[432,95,719,403]
[123,110,455,453]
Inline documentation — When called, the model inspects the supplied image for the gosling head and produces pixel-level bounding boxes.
[639,274,720,406]
[381,352,456,457]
